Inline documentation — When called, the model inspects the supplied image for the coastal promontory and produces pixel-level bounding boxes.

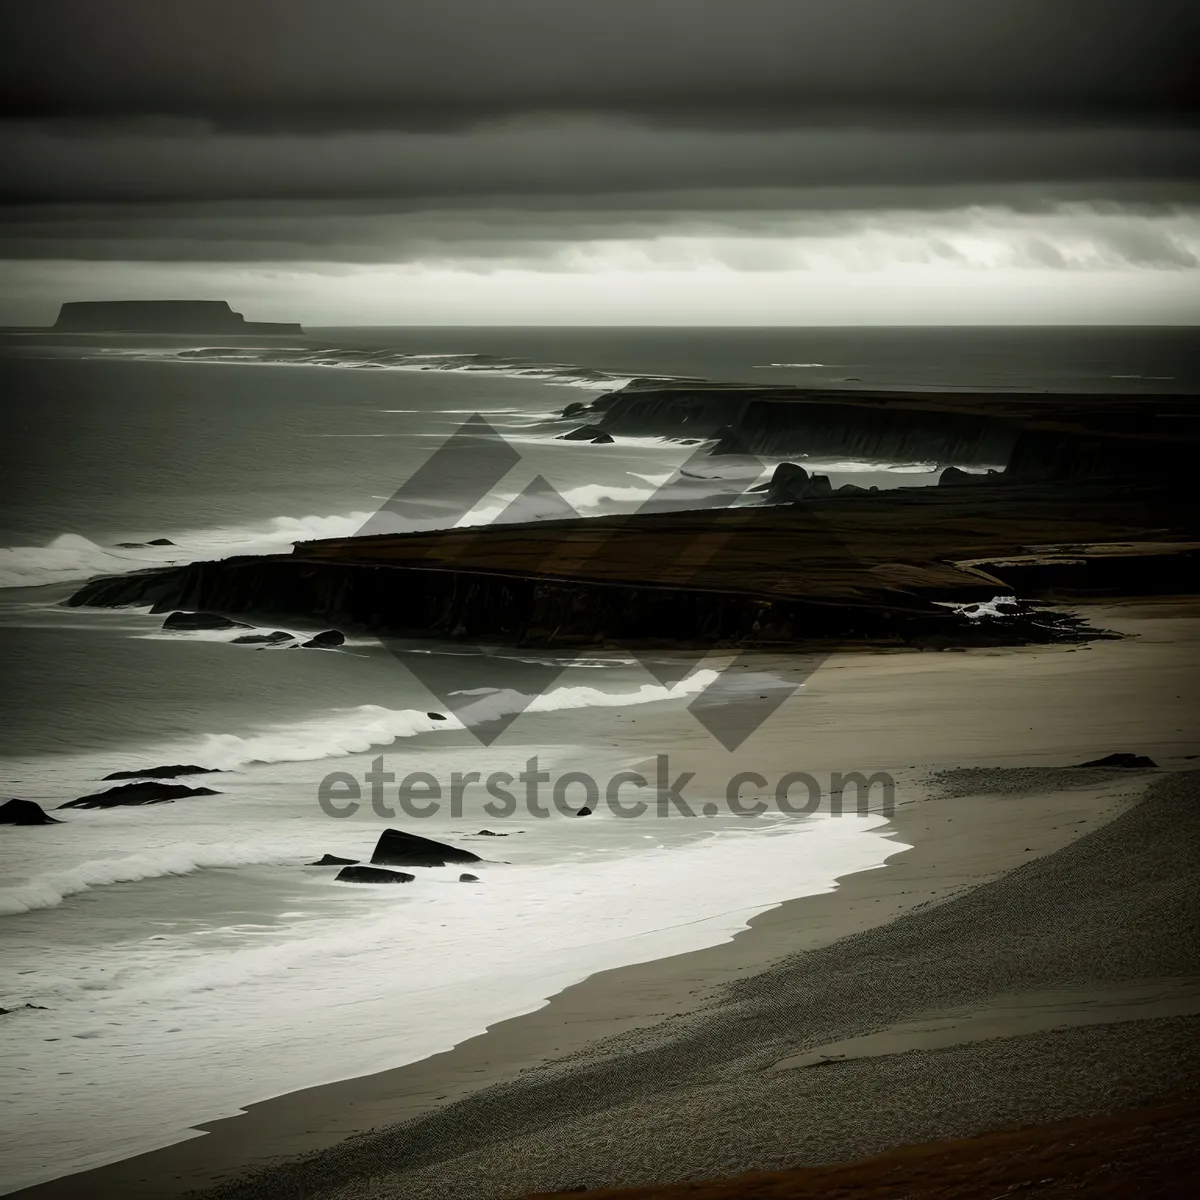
[51,300,303,335]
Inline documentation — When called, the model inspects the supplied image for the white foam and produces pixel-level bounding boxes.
[454,672,717,726]
[0,513,374,590]
[0,668,727,914]
[87,344,656,392]
[0,534,154,589]
[935,594,1022,619]
[134,670,720,776]
[0,809,903,1190]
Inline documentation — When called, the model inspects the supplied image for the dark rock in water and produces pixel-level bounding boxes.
[301,629,345,648]
[115,542,147,548]
[1,799,60,825]
[0,1003,48,1014]
[561,401,588,418]
[558,424,608,442]
[576,806,593,817]
[1074,753,1158,769]
[938,466,1001,487]
[61,782,220,809]
[759,463,833,504]
[771,463,813,500]
[939,466,979,487]
[335,865,415,884]
[147,538,175,546]
[103,764,218,780]
[476,829,507,836]
[309,854,359,866]
[162,611,250,631]
[371,827,481,867]
[427,712,448,721]
[459,873,480,882]
[590,433,615,444]
[231,631,294,645]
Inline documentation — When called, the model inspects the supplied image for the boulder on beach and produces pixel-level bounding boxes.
[476,829,507,836]
[61,782,220,809]
[335,865,415,884]
[162,611,250,632]
[231,631,294,645]
[939,466,980,487]
[102,764,217,781]
[147,538,175,546]
[1074,753,1158,769]
[754,463,834,504]
[1,799,60,825]
[371,827,481,868]
[459,873,480,882]
[301,630,345,648]
[590,432,615,444]
[576,806,593,817]
[308,854,359,866]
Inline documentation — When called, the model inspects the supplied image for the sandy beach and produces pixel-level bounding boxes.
[11,597,1198,1199]
[5,7,1197,1193]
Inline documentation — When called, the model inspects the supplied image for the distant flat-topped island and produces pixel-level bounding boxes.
[50,299,303,335]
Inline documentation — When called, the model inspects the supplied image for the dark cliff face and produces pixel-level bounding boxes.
[583,384,1197,480]
[52,300,303,335]
[63,389,1195,653]
[66,554,942,647]
[66,472,1192,651]
[587,385,1016,467]
[1002,427,1193,484]
[712,399,1016,464]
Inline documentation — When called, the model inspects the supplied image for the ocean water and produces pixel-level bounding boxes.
[0,326,1193,1190]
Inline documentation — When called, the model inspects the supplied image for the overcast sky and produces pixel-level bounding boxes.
[1,0,1196,324]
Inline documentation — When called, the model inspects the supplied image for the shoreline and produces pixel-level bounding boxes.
[12,598,1199,1199]
[197,766,1199,1200]
[9,773,1146,1200]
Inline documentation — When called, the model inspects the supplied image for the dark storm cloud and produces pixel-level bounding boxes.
[1,192,1195,271]
[3,122,1198,206]
[2,0,1196,130]
[0,0,1196,268]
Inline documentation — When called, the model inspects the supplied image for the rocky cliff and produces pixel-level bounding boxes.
[564,383,1197,477]
[67,478,1192,650]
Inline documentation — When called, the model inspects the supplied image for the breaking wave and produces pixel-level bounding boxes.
[0,843,303,916]
[89,344,690,392]
[0,515,374,590]
[164,671,721,772]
